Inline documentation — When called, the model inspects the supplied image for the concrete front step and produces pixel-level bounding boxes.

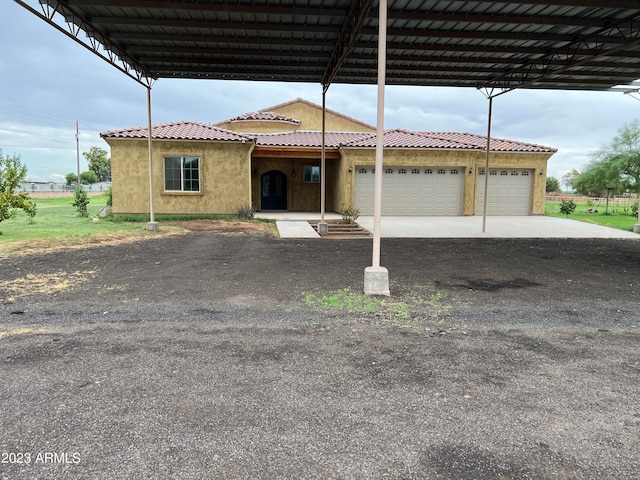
[308,221,371,237]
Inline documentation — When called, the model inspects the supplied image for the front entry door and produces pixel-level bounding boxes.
[261,170,287,210]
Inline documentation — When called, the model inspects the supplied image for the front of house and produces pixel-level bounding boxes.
[101,98,556,217]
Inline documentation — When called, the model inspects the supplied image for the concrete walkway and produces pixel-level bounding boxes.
[255,212,640,239]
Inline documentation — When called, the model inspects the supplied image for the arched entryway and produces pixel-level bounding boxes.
[261,170,287,210]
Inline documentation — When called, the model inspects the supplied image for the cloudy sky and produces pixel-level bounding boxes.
[2,1,640,184]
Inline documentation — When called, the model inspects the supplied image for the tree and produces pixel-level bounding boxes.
[0,148,34,226]
[83,146,111,182]
[66,172,78,186]
[546,176,561,193]
[561,169,580,192]
[80,170,99,185]
[574,120,640,196]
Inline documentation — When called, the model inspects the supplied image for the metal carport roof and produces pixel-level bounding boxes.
[17,1,640,92]
[16,0,640,294]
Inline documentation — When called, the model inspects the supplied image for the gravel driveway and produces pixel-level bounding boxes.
[1,226,639,479]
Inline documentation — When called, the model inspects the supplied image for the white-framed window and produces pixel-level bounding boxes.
[164,156,200,192]
[303,165,320,183]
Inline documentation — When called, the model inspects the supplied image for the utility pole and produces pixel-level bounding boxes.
[76,120,80,188]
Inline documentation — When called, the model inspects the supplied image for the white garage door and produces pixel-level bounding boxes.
[476,168,532,215]
[354,166,464,216]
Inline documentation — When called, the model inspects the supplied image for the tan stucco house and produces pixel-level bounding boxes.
[101,98,556,217]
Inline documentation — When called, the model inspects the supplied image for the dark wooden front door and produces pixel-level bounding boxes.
[261,170,287,210]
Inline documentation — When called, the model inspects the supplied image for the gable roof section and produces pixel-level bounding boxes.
[216,111,301,125]
[261,98,376,131]
[341,129,557,153]
[100,121,252,142]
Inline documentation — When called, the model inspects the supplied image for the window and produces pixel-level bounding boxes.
[164,156,200,192]
[437,169,446,174]
[303,165,320,183]
[450,169,459,175]
[358,168,368,174]
[398,168,407,174]
[411,168,420,174]
[385,168,394,174]
[425,169,433,174]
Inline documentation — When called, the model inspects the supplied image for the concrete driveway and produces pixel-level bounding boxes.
[261,212,640,239]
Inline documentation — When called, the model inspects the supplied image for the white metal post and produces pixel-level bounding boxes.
[146,86,159,231]
[318,87,329,235]
[482,95,493,233]
[363,0,390,296]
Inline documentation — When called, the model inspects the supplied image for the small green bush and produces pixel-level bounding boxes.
[72,189,90,217]
[632,203,638,217]
[24,201,37,224]
[105,186,113,207]
[559,199,577,217]
[339,205,360,224]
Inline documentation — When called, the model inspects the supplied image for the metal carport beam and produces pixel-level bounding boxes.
[322,0,377,88]
[479,10,640,92]
[14,0,156,88]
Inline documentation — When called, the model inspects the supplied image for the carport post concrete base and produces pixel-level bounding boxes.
[634,223,640,234]
[364,266,390,296]
[317,221,329,236]
[146,222,160,232]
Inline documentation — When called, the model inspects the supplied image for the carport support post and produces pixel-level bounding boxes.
[364,0,390,296]
[481,95,493,233]
[146,86,159,232]
[317,87,329,236]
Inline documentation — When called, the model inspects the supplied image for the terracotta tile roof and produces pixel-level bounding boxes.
[255,131,370,148]
[100,121,252,142]
[219,111,301,124]
[415,132,558,153]
[341,129,557,153]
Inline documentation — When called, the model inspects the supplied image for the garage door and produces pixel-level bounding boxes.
[354,166,464,216]
[476,168,532,215]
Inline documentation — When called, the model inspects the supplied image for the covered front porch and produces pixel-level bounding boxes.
[250,153,341,212]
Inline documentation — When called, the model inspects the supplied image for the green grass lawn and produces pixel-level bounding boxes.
[0,195,143,244]
[545,200,638,231]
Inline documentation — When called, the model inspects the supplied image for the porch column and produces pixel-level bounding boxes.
[146,85,159,231]
[364,0,390,296]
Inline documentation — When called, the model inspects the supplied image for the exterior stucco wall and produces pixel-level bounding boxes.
[106,138,252,215]
[339,148,551,215]
[270,102,375,132]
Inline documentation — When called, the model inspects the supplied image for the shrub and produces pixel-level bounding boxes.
[236,205,255,220]
[24,201,37,224]
[632,203,638,217]
[339,205,360,224]
[559,199,577,217]
[72,189,90,217]
[105,186,113,207]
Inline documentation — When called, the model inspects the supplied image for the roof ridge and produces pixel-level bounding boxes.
[258,98,376,130]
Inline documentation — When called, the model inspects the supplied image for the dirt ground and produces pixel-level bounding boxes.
[0,221,639,479]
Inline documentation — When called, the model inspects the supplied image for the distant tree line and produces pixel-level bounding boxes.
[66,146,111,185]
[563,120,640,198]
